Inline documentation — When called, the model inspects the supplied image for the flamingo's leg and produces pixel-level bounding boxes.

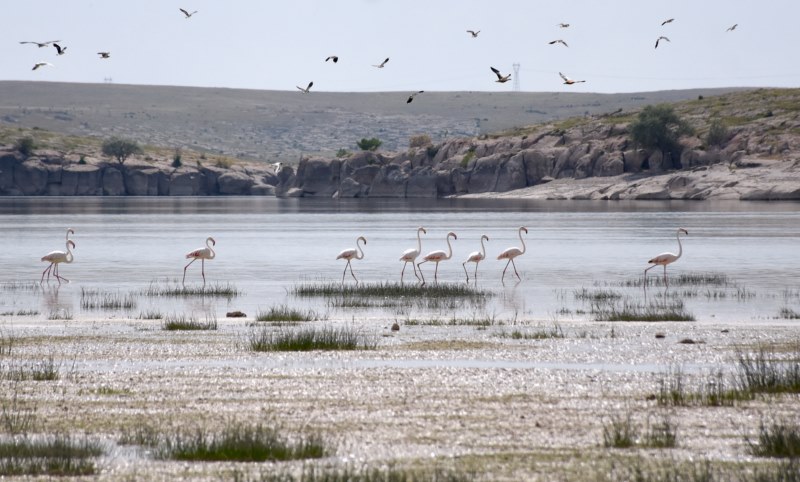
[341,261,349,284]
[463,262,469,283]
[474,262,479,282]
[201,259,206,285]
[183,258,197,284]
[417,260,427,285]
[512,259,521,280]
[348,260,358,283]
[41,263,53,283]
[54,263,69,283]
[434,262,439,283]
[413,261,421,280]
[401,262,407,282]
[663,265,668,288]
[501,259,511,281]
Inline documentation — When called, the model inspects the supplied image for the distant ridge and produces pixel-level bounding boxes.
[0,81,745,163]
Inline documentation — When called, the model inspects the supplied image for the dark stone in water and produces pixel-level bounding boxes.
[226,311,246,318]
[391,322,400,331]
[678,338,703,344]
[655,333,666,339]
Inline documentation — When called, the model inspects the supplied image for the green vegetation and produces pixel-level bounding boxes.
[248,326,376,352]
[0,436,102,477]
[409,134,432,148]
[136,309,163,320]
[779,307,800,319]
[255,305,318,322]
[461,148,476,167]
[629,104,693,162]
[603,412,677,449]
[296,281,490,311]
[14,136,36,157]
[80,288,137,310]
[172,148,182,167]
[593,299,695,322]
[142,281,240,298]
[603,413,637,448]
[706,118,730,147]
[246,466,476,482]
[506,323,565,340]
[161,314,218,331]
[748,420,800,458]
[335,148,351,158]
[356,137,382,151]
[737,347,800,394]
[101,137,142,165]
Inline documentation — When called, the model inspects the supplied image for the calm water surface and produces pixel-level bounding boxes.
[1,197,798,324]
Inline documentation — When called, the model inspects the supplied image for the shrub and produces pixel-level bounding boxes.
[335,148,351,158]
[14,137,36,157]
[409,134,432,148]
[77,155,87,165]
[706,119,729,147]
[630,104,693,159]
[101,137,142,165]
[356,137,382,151]
[172,149,182,168]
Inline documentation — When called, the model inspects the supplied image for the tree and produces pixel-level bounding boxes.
[706,118,729,148]
[629,104,693,159]
[102,137,142,165]
[14,136,36,158]
[356,137,382,151]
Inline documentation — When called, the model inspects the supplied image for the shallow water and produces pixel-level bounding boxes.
[1,197,798,324]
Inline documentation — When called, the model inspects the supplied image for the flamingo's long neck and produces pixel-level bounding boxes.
[518,229,527,255]
[416,229,423,255]
[674,230,683,260]
[206,238,216,259]
[65,241,74,263]
[445,235,454,260]
[479,236,487,258]
[356,238,365,260]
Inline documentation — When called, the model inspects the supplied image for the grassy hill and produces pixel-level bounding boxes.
[0,81,744,163]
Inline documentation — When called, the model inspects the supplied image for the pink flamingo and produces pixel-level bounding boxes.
[497,227,528,282]
[463,235,489,282]
[337,236,366,283]
[399,227,426,282]
[183,237,216,285]
[41,228,75,284]
[417,231,457,285]
[645,228,688,287]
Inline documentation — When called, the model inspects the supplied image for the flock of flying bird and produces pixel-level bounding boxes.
[39,226,689,289]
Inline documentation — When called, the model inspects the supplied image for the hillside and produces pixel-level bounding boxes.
[0,81,742,163]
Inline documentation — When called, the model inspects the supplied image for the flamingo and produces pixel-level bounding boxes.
[372,57,390,68]
[41,228,75,284]
[183,237,216,285]
[490,67,511,83]
[548,39,569,47]
[661,18,675,26]
[399,227,426,282]
[97,52,111,59]
[53,43,67,55]
[644,228,688,287]
[296,81,313,94]
[466,30,480,38]
[559,72,586,85]
[20,40,60,48]
[406,91,424,104]
[32,62,53,71]
[497,227,528,282]
[417,231,457,285]
[655,36,670,49]
[463,235,489,283]
[179,8,198,18]
[325,55,339,63]
[337,236,366,283]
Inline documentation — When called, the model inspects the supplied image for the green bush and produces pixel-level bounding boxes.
[14,137,36,157]
[101,137,142,165]
[409,134,432,148]
[172,149,182,168]
[356,137,382,151]
[706,119,729,147]
[630,104,693,159]
[335,148,351,158]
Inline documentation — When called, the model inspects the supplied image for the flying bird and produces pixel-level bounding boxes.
[655,36,670,49]
[296,81,313,93]
[32,62,53,71]
[97,52,111,59]
[548,39,569,47]
[466,30,480,38]
[53,43,67,55]
[490,66,511,83]
[463,235,489,283]
[325,55,339,63]
[372,57,390,68]
[179,8,198,18]
[417,231,457,286]
[644,228,688,288]
[497,227,528,283]
[406,91,424,104]
[726,24,738,32]
[20,40,60,48]
[400,227,426,282]
[337,236,366,284]
[183,237,216,285]
[558,23,570,28]
[559,72,586,85]
[661,18,675,26]
[41,228,75,284]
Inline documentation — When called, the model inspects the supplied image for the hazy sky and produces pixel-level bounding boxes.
[3,0,799,94]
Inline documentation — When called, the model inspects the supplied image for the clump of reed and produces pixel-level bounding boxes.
[573,288,623,301]
[747,419,800,459]
[736,346,800,395]
[404,314,499,327]
[0,435,102,477]
[603,412,677,449]
[593,299,695,322]
[161,313,218,331]
[295,281,489,299]
[246,465,477,482]
[248,326,376,352]
[0,282,42,293]
[80,288,137,310]
[142,280,241,298]
[779,307,800,319]
[136,309,163,320]
[47,309,72,320]
[255,305,318,323]
[624,271,731,288]
[506,323,565,340]
[1,357,59,382]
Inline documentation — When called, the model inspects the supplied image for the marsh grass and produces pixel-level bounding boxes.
[594,299,695,322]
[143,280,240,298]
[643,413,678,449]
[295,281,489,299]
[118,424,161,447]
[1,386,37,434]
[737,347,800,394]
[748,420,800,458]
[574,288,623,301]
[779,307,800,319]
[1,357,59,382]
[657,368,753,407]
[256,305,318,322]
[603,413,638,448]
[248,326,376,352]
[157,423,326,462]
[80,288,137,310]
[0,331,13,356]
[47,308,72,320]
[0,282,42,293]
[625,271,731,288]
[137,309,163,320]
[507,323,565,340]
[161,313,218,331]
[245,465,477,482]
[404,314,499,327]
[0,309,40,317]
[0,435,102,476]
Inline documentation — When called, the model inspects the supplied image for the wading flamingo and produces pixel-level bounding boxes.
[337,236,366,283]
[41,228,75,284]
[463,235,489,283]
[400,227,426,282]
[644,228,688,287]
[417,231,457,285]
[497,227,528,282]
[183,237,216,285]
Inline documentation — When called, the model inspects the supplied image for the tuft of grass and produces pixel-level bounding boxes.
[603,413,638,448]
[594,299,695,322]
[642,413,678,448]
[80,288,137,310]
[0,282,42,292]
[157,423,327,462]
[256,305,318,322]
[779,307,800,319]
[657,368,753,407]
[250,465,477,482]
[507,323,565,340]
[143,281,241,298]
[574,288,623,301]
[2,357,60,382]
[137,309,163,320]
[737,347,800,394]
[47,308,72,320]
[294,281,489,299]
[248,326,376,352]
[625,271,731,287]
[118,424,161,448]
[748,420,800,458]
[0,435,102,477]
[161,314,218,331]
[405,314,499,327]
[1,388,37,434]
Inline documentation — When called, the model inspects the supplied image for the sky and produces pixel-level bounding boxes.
[2,0,799,94]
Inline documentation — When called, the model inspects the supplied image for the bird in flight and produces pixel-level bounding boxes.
[490,67,511,83]
[559,72,586,85]
[296,81,313,94]
[32,62,53,71]
[20,40,60,48]
[558,23,570,28]
[53,43,67,55]
[372,57,390,68]
[661,18,674,26]
[466,30,480,38]
[406,91,424,104]
[548,39,569,47]
[325,55,339,63]
[179,8,198,18]
[655,36,670,49]
[726,23,738,32]
[98,52,111,59]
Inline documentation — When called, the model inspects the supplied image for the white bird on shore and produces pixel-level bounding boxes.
[463,235,489,283]
[644,228,688,287]
[337,236,366,284]
[32,62,53,71]
[296,81,313,93]
[372,57,390,68]
[497,227,527,282]
[655,36,670,49]
[418,231,457,285]
[179,8,198,18]
[490,67,511,83]
[41,228,75,284]
[20,40,60,48]
[400,227,426,282]
[183,237,215,285]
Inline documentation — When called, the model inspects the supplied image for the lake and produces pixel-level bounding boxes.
[1,197,798,324]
